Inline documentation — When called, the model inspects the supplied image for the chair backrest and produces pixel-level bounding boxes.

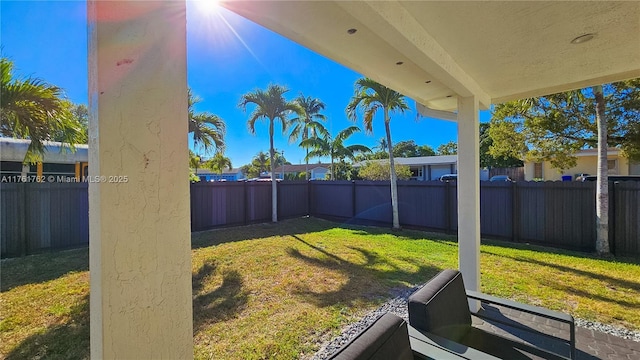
[328,312,414,360]
[407,269,472,340]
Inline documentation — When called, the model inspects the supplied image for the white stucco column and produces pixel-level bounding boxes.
[457,96,481,299]
[88,1,193,358]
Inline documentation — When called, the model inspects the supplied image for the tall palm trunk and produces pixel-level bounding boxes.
[269,120,277,222]
[330,152,335,181]
[305,148,309,180]
[594,85,609,255]
[384,108,400,229]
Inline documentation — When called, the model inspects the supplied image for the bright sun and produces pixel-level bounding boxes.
[194,0,221,15]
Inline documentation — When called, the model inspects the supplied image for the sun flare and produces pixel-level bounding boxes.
[194,0,221,15]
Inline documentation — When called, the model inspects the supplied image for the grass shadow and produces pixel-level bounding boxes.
[0,248,88,292]
[482,250,640,292]
[545,278,640,310]
[288,235,439,308]
[5,294,90,360]
[192,259,249,333]
[191,217,336,249]
[480,238,640,267]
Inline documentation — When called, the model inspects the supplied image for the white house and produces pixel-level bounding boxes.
[273,163,330,180]
[195,167,245,182]
[354,155,491,181]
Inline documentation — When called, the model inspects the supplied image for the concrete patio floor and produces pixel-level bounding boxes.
[474,305,639,360]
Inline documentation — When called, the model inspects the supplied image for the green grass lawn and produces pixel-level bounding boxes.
[1,217,639,359]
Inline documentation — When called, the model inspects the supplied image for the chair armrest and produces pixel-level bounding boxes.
[408,325,501,360]
[466,290,573,324]
[466,290,575,359]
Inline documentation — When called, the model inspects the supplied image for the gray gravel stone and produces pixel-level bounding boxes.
[575,319,640,343]
[311,285,640,360]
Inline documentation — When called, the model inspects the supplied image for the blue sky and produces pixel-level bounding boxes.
[1,1,490,167]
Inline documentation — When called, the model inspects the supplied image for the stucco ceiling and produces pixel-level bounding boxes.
[224,1,640,113]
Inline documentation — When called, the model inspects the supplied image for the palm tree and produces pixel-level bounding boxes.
[289,95,329,180]
[207,152,232,177]
[1,57,83,163]
[251,151,270,175]
[239,84,302,222]
[593,85,609,255]
[189,150,202,182]
[301,126,371,180]
[375,137,388,152]
[189,150,201,171]
[347,78,409,229]
[188,89,226,155]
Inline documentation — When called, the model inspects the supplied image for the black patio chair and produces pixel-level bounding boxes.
[408,269,575,360]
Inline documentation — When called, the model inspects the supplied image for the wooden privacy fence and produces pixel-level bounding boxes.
[1,183,89,258]
[190,180,639,256]
[2,181,639,258]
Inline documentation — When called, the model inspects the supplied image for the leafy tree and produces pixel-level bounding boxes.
[240,164,258,179]
[418,145,436,157]
[331,160,360,181]
[270,150,290,168]
[239,84,302,222]
[189,150,201,182]
[1,57,84,163]
[206,153,232,175]
[488,79,640,170]
[347,78,409,229]
[288,95,328,180]
[479,123,523,169]
[437,141,457,155]
[354,151,388,162]
[392,140,419,158]
[488,80,640,255]
[392,140,435,158]
[252,151,270,174]
[301,126,371,180]
[52,102,88,144]
[188,89,226,155]
[358,161,412,181]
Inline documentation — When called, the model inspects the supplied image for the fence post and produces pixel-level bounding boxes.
[17,184,28,257]
[445,181,451,234]
[512,181,519,242]
[307,180,312,217]
[277,180,280,221]
[352,180,357,218]
[244,181,248,225]
[609,181,616,255]
[307,180,311,216]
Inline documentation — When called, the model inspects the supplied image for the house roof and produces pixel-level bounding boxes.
[273,163,330,173]
[523,148,624,163]
[354,155,457,168]
[224,1,639,114]
[0,137,89,163]
[195,168,243,175]
[574,148,621,157]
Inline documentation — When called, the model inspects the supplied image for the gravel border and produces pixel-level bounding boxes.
[311,286,640,360]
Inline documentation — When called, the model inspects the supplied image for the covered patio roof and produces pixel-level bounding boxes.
[224,1,640,113]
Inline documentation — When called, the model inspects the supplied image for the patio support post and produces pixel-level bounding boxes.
[457,95,481,311]
[88,1,193,358]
